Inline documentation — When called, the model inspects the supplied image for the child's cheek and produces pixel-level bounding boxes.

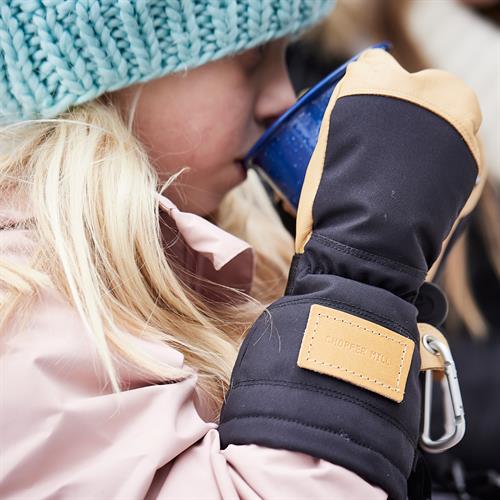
[198,108,251,163]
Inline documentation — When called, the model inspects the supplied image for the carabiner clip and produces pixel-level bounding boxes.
[420,334,466,453]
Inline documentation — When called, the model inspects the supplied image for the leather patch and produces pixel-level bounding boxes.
[297,304,415,403]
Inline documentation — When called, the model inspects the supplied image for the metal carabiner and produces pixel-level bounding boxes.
[420,334,466,453]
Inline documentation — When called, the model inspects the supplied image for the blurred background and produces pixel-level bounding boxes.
[281,1,500,498]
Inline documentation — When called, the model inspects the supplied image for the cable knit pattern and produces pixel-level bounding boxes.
[0,0,333,124]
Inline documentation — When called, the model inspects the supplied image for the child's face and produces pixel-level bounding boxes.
[112,39,295,216]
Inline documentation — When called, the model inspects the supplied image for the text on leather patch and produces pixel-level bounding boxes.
[297,304,414,402]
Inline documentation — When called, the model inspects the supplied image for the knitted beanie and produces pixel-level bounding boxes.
[0,0,334,124]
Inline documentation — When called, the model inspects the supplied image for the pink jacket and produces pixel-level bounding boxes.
[0,196,386,499]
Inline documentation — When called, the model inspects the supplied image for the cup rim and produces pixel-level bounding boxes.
[245,41,391,165]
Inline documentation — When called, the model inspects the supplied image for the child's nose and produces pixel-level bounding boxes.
[255,72,296,129]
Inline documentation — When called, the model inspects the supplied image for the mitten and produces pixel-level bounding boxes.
[219,49,483,500]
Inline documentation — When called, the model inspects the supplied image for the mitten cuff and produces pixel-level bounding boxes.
[219,276,422,500]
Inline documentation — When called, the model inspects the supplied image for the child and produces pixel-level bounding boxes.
[0,2,483,499]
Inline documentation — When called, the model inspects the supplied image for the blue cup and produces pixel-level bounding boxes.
[244,42,390,212]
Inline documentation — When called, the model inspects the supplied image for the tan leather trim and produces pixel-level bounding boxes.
[297,304,415,403]
[295,78,346,254]
[336,49,482,168]
[427,159,487,281]
[418,323,448,371]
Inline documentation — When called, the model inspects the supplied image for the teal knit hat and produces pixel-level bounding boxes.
[0,0,333,124]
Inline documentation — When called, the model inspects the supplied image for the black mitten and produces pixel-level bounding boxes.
[219,49,483,500]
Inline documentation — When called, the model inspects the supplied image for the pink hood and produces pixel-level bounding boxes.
[0,196,385,499]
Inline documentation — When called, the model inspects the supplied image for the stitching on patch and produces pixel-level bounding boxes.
[306,312,409,393]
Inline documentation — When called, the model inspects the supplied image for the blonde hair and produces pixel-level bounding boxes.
[0,99,293,420]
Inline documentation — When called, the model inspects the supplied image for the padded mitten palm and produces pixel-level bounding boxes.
[219,49,482,500]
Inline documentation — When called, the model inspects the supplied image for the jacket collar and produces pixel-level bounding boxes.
[158,195,255,299]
